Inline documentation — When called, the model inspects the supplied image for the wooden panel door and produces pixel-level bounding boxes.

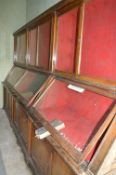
[31,124,52,175]
[19,106,29,147]
[14,102,21,129]
[51,151,74,175]
[3,87,8,110]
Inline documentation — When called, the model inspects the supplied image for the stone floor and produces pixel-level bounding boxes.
[0,109,33,175]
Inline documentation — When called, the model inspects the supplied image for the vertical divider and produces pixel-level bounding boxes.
[36,26,39,67]
[50,12,58,72]
[28,118,33,155]
[26,29,29,65]
[75,3,85,77]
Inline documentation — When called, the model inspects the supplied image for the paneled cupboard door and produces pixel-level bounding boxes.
[31,124,52,175]
[51,152,74,175]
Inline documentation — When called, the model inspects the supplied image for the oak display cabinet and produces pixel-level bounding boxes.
[3,0,116,175]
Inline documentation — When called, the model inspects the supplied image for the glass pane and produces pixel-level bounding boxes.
[80,0,116,81]
[16,32,27,64]
[34,79,113,152]
[28,28,37,65]
[55,8,78,73]
[15,71,48,101]
[6,67,25,86]
[38,20,51,70]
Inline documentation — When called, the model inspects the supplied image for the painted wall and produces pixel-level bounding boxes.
[0,0,26,108]
[26,0,61,22]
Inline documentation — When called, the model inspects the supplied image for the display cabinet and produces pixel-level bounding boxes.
[3,0,116,175]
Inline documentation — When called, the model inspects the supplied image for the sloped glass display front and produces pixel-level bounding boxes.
[6,67,25,87]
[15,71,48,101]
[55,8,78,73]
[34,79,113,150]
[16,32,27,64]
[38,20,51,70]
[80,0,116,81]
[28,28,37,65]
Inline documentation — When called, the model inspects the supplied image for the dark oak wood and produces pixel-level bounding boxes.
[88,115,116,174]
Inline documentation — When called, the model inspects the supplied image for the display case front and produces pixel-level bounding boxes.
[28,27,38,66]
[14,71,49,105]
[54,7,79,74]
[78,0,116,89]
[4,0,116,175]
[15,31,27,64]
[5,67,26,87]
[33,78,114,160]
[37,18,52,70]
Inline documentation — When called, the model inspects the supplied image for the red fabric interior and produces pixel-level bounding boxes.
[80,0,116,81]
[35,80,113,151]
[38,20,51,70]
[55,8,78,73]
[28,28,37,65]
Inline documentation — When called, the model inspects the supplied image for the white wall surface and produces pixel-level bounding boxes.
[0,0,26,108]
[26,0,61,22]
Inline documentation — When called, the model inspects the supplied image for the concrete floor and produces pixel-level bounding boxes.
[0,109,33,175]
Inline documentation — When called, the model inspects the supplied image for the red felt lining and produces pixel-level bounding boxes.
[35,80,113,151]
[80,0,116,81]
[28,28,37,65]
[55,7,78,73]
[38,20,51,70]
